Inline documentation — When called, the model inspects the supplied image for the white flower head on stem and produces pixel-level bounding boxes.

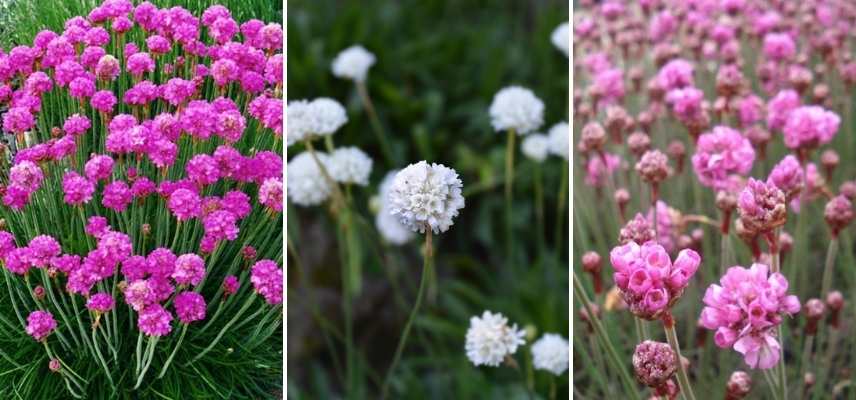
[465,310,526,367]
[548,121,569,160]
[286,97,348,147]
[328,146,373,186]
[531,333,569,375]
[489,86,545,134]
[551,22,569,56]
[388,161,465,234]
[521,133,550,162]
[286,151,331,206]
[331,45,376,82]
[376,171,415,245]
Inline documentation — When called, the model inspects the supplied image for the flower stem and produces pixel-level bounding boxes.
[505,129,516,269]
[156,323,188,379]
[662,312,697,400]
[821,237,838,297]
[356,80,395,165]
[555,160,568,261]
[381,230,433,400]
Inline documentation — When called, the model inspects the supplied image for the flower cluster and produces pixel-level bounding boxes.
[465,310,526,367]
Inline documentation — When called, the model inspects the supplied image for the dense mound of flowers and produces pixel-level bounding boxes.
[0,1,282,396]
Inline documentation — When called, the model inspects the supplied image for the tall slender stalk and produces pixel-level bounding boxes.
[821,237,839,297]
[662,312,697,400]
[355,81,395,165]
[381,230,433,400]
[505,129,516,269]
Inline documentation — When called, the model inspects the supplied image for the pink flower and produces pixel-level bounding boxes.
[146,35,171,55]
[657,59,694,91]
[124,279,155,311]
[138,304,173,337]
[211,58,238,86]
[762,33,796,61]
[2,107,35,134]
[123,80,159,106]
[259,178,283,212]
[172,254,205,286]
[737,95,764,127]
[85,155,114,181]
[97,231,132,264]
[767,155,804,200]
[91,90,117,113]
[202,210,239,243]
[250,259,283,305]
[25,72,52,95]
[0,231,16,259]
[782,106,840,150]
[665,87,705,123]
[126,52,155,77]
[112,16,133,33]
[609,241,701,320]
[585,153,620,187]
[86,292,115,312]
[146,248,176,278]
[5,247,33,275]
[215,110,246,143]
[50,254,81,274]
[700,263,800,369]
[738,178,787,234]
[180,100,216,139]
[209,17,238,44]
[258,23,283,50]
[25,311,56,341]
[160,78,195,106]
[148,139,178,168]
[69,75,96,99]
[265,54,282,85]
[131,177,156,199]
[593,68,624,104]
[95,55,121,82]
[102,181,132,212]
[222,190,251,218]
[766,90,800,131]
[691,126,755,190]
[9,161,44,193]
[28,235,60,267]
[85,216,111,238]
[648,11,677,42]
[63,114,91,136]
[168,188,202,221]
[174,291,206,323]
[223,275,239,296]
[121,256,148,281]
[84,27,110,47]
[186,154,221,186]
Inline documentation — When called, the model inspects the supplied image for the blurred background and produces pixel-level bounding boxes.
[287,0,569,398]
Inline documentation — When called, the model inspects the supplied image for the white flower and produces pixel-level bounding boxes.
[286,151,331,206]
[465,311,526,367]
[551,22,569,57]
[521,133,550,162]
[327,147,373,186]
[331,45,376,82]
[286,98,348,147]
[376,171,415,245]
[531,333,569,375]
[388,161,465,234]
[548,121,569,160]
[489,86,544,134]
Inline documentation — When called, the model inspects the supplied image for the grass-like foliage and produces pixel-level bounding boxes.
[0,0,283,398]
[287,0,569,398]
[574,1,856,399]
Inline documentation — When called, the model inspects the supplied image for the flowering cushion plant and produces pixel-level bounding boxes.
[0,0,282,398]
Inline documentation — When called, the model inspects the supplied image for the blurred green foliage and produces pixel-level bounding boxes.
[287,0,569,398]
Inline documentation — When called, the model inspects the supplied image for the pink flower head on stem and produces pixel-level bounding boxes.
[26,310,56,341]
[691,126,755,190]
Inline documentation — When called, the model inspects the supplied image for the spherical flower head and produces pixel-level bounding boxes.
[824,195,854,235]
[85,216,111,238]
[146,248,177,278]
[222,275,239,296]
[102,180,132,212]
[331,45,375,82]
[85,155,114,182]
[172,254,205,286]
[63,114,91,136]
[286,98,347,146]
[49,359,61,372]
[138,304,173,337]
[186,154,221,187]
[585,152,619,187]
[25,71,53,95]
[146,35,171,55]
[737,95,764,127]
[582,251,602,273]
[25,310,56,341]
[210,58,238,87]
[489,86,545,134]
[214,110,245,143]
[782,106,840,150]
[531,333,569,375]
[766,90,800,131]
[726,371,752,399]
[121,256,147,281]
[168,188,202,221]
[62,171,95,205]
[250,259,283,305]
[657,59,694,91]
[256,177,283,212]
[636,150,670,185]
[763,33,796,61]
[804,298,826,321]
[3,107,35,134]
[5,247,33,275]
[9,161,44,193]
[633,340,677,388]
[738,178,787,234]
[593,68,625,104]
[548,122,569,160]
[86,292,115,313]
[699,263,800,369]
[619,213,655,245]
[97,231,132,264]
[521,133,549,162]
[0,231,16,259]
[286,152,331,207]
[767,155,804,201]
[665,87,705,122]
[202,210,239,243]
[387,161,465,234]
[265,54,283,85]
[127,52,155,77]
[550,22,569,56]
[28,235,61,267]
[69,75,96,99]
[465,310,526,367]
[579,122,606,153]
[691,126,755,190]
[326,147,372,186]
[609,242,701,320]
[174,291,206,323]
[91,90,117,113]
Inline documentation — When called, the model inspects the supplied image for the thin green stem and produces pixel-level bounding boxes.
[663,313,697,400]
[505,129,516,269]
[356,80,395,166]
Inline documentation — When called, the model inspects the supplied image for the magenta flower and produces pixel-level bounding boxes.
[202,210,239,242]
[737,178,787,234]
[28,235,61,267]
[62,171,95,205]
[86,292,115,313]
[9,161,45,193]
[121,256,148,281]
[0,231,16,258]
[665,87,705,123]
[585,153,620,187]
[223,275,239,296]
[161,78,195,106]
[25,71,53,95]
[609,241,701,320]
[85,216,111,238]
[63,114,91,136]
[5,247,33,275]
[737,95,764,127]
[2,107,35,134]
[124,279,155,311]
[50,254,81,274]
[168,188,202,221]
[146,248,177,278]
[657,59,694,91]
[84,155,114,182]
[766,90,800,131]
[700,263,800,369]
[174,291,206,323]
[138,304,173,337]
[592,68,624,105]
[171,254,205,286]
[186,154,221,186]
[102,180,133,212]
[127,52,155,77]
[259,178,283,212]
[250,259,283,305]
[146,35,171,55]
[767,155,804,201]
[211,58,239,87]
[222,190,251,218]
[91,90,117,113]
[25,310,56,341]
[69,75,96,99]
[691,126,755,190]
[762,33,796,61]
[782,106,840,150]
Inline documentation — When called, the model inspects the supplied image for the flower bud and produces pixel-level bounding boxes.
[725,371,752,400]
[633,341,678,389]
